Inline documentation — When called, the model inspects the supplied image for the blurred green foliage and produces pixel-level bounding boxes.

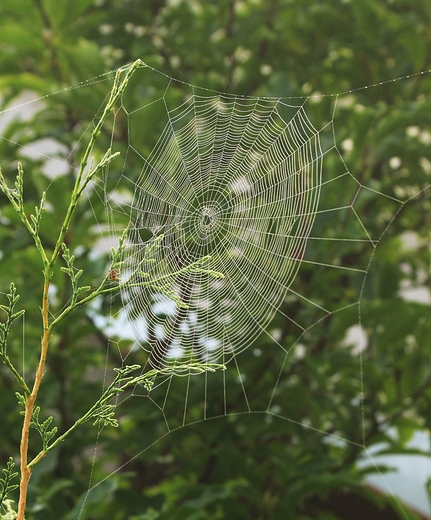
[1,0,431,519]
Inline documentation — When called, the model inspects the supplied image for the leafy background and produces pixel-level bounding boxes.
[1,0,431,519]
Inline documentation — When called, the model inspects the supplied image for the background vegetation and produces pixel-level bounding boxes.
[1,0,431,518]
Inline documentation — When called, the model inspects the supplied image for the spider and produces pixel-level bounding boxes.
[108,269,118,282]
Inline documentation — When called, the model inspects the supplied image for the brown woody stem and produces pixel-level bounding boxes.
[17,281,51,520]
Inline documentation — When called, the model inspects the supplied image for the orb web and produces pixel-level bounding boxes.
[120,92,323,370]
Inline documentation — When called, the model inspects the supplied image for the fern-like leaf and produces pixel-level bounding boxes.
[0,458,18,511]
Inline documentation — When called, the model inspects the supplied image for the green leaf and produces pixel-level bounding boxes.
[0,458,19,510]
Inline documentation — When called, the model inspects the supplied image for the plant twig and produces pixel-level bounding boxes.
[0,284,28,395]
[27,363,225,469]
[0,165,48,268]
[48,60,142,274]
[14,60,142,520]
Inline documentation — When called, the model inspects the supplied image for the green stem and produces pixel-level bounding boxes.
[27,362,225,468]
[28,365,143,468]
[48,281,119,332]
[49,59,142,272]
[49,256,223,333]
[1,352,30,396]
[0,166,49,268]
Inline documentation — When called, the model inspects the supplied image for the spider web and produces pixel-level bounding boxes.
[1,61,431,518]
[102,64,375,373]
[89,63,431,518]
[118,91,324,372]
[91,63,431,518]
